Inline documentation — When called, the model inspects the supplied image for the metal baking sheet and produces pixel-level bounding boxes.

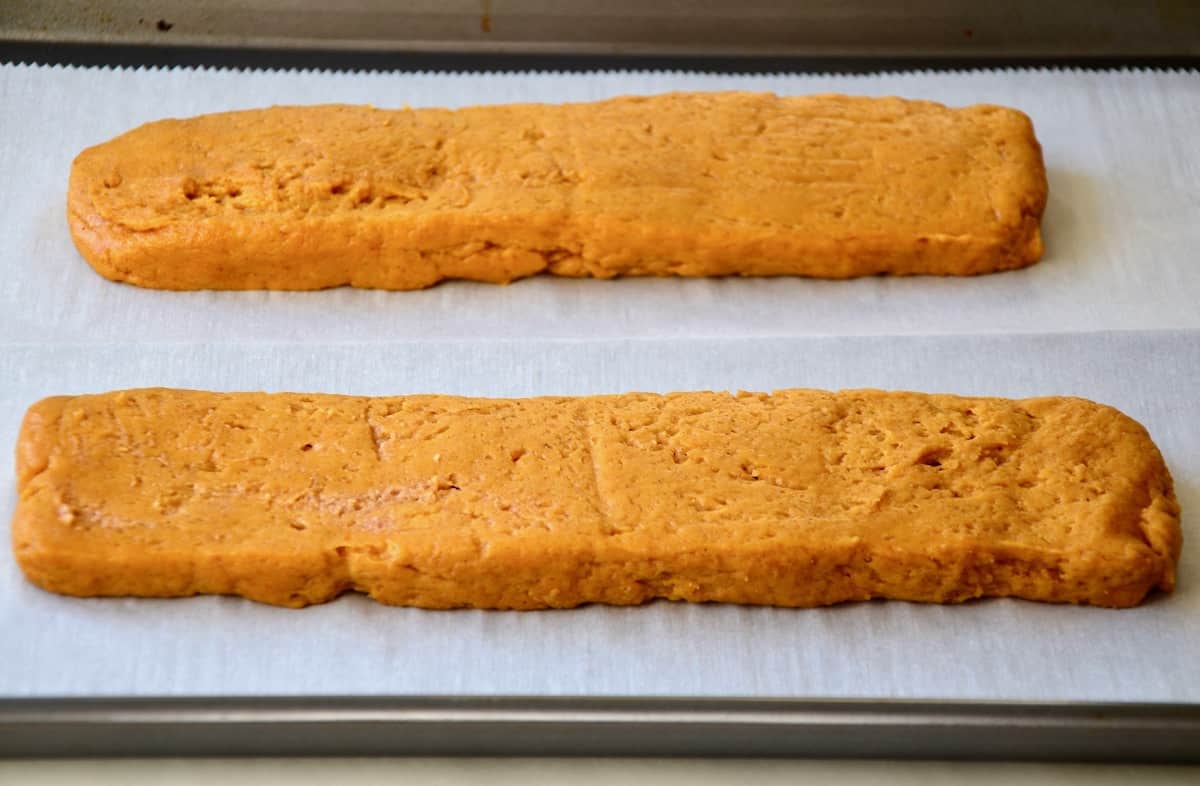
[1,63,1198,758]
[3,0,1200,59]
[3,697,1199,761]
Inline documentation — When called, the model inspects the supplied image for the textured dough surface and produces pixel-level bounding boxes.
[68,92,1047,290]
[13,388,1177,610]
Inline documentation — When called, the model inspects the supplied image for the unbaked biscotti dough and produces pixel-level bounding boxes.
[68,92,1047,290]
[13,388,1177,609]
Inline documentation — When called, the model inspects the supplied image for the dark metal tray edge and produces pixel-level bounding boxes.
[4,41,1200,75]
[3,696,1198,761]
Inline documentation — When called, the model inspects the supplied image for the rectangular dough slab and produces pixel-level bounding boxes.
[12,388,1177,609]
[68,92,1047,290]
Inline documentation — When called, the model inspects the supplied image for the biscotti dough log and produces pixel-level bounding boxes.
[68,92,1047,290]
[13,388,1177,610]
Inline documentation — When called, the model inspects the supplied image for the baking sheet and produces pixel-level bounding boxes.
[0,64,1197,704]
[0,64,1199,343]
[1,332,1197,701]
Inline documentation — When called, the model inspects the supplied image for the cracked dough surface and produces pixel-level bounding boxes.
[68,92,1047,289]
[13,388,1177,609]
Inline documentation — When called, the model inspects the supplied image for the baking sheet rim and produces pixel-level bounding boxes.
[3,695,1199,760]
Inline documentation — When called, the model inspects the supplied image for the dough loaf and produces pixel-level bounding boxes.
[68,92,1048,290]
[13,387,1177,609]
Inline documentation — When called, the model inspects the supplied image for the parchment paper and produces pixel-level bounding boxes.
[0,64,1198,343]
[0,64,1197,702]
[1,332,1197,701]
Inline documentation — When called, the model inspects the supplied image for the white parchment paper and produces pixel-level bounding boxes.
[0,64,1198,343]
[1,332,1197,701]
[0,64,1197,702]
